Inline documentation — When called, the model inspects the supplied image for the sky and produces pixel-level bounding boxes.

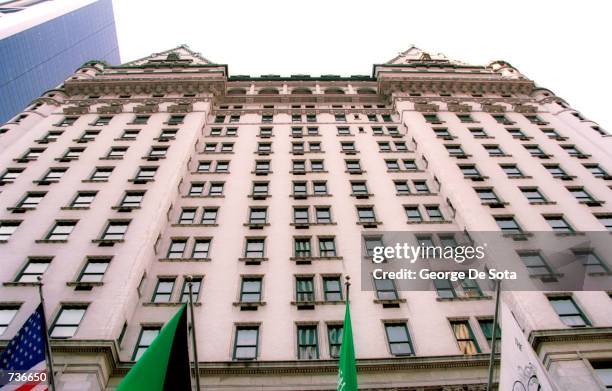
[112,0,611,129]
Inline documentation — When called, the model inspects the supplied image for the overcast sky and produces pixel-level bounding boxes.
[112,0,610,129]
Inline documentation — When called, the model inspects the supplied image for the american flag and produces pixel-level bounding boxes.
[0,304,49,391]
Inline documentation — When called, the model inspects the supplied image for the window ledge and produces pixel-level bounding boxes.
[128,178,154,184]
[290,256,342,263]
[6,207,34,213]
[465,176,490,181]
[182,195,225,198]
[436,295,492,302]
[579,200,605,206]
[35,239,68,243]
[373,299,407,305]
[92,239,124,246]
[244,223,270,229]
[356,221,382,228]
[406,220,453,225]
[32,180,59,185]
[481,201,510,208]
[142,156,167,161]
[61,206,90,210]
[508,175,533,179]
[111,206,141,212]
[158,257,211,262]
[251,171,272,175]
[238,257,268,265]
[233,301,266,308]
[529,201,557,205]
[489,154,513,158]
[554,232,585,237]
[345,170,366,174]
[396,192,439,197]
[248,194,270,200]
[3,282,39,287]
[143,302,201,307]
[449,154,472,159]
[171,223,218,227]
[66,281,103,289]
[82,179,109,183]
[54,157,79,162]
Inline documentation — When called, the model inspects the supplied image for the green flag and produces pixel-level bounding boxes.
[118,304,192,391]
[337,298,357,391]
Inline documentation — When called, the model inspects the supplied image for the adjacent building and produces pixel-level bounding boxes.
[0,45,611,390]
[0,0,120,124]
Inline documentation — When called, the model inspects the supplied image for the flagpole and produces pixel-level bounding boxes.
[486,279,501,391]
[37,276,56,391]
[344,275,351,302]
[186,276,201,391]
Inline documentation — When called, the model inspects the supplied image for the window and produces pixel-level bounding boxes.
[518,252,554,277]
[541,128,561,138]
[259,127,273,138]
[133,327,161,361]
[245,238,265,258]
[384,323,413,356]
[292,142,305,153]
[252,182,269,198]
[249,208,267,225]
[307,114,316,123]
[423,114,441,123]
[79,130,99,142]
[584,164,608,178]
[159,129,178,139]
[93,116,112,126]
[364,237,383,257]
[313,181,327,195]
[341,141,356,152]
[495,216,522,233]
[405,206,423,223]
[386,160,400,170]
[475,188,500,204]
[492,114,512,125]
[327,325,343,358]
[90,167,113,181]
[562,145,585,157]
[596,215,612,232]
[500,164,523,178]
[208,182,224,196]
[101,221,129,241]
[132,115,150,124]
[520,187,547,203]
[178,208,196,224]
[188,182,205,196]
[46,221,76,240]
[254,160,270,173]
[17,192,46,208]
[294,238,312,258]
[296,277,315,302]
[524,145,547,157]
[457,114,474,123]
[469,128,488,138]
[107,146,128,159]
[351,181,368,196]
[372,126,383,135]
[568,187,595,203]
[16,258,51,282]
[257,142,272,153]
[434,279,456,298]
[120,129,140,140]
[507,128,526,138]
[293,182,307,197]
[403,160,418,170]
[544,164,568,178]
[292,114,302,123]
[221,143,234,152]
[148,146,168,158]
[544,215,573,233]
[120,191,145,208]
[307,127,319,136]
[322,277,342,301]
[192,239,211,259]
[297,325,319,359]
[62,147,85,160]
[50,306,87,338]
[0,168,24,183]
[378,142,391,152]
[37,168,65,183]
[40,130,63,143]
[196,208,216,225]
[78,258,110,283]
[357,207,376,223]
[292,160,306,172]
[374,278,398,300]
[425,205,444,221]
[394,181,410,194]
[573,250,609,274]
[168,115,185,125]
[167,239,187,258]
[548,296,589,327]
[70,191,96,208]
[310,160,324,171]
[204,143,217,153]
[214,161,229,172]
[450,320,480,354]
[445,145,465,156]
[345,160,362,172]
[233,326,259,360]
[319,237,337,257]
[334,114,346,122]
[337,126,351,135]
[413,181,429,194]
[484,145,505,156]
[180,277,202,303]
[240,277,262,303]
[315,207,331,223]
[21,148,45,160]
[135,166,157,181]
[460,165,481,178]
[152,278,175,303]
[0,305,19,335]
[57,116,78,127]
[591,361,612,389]
[478,319,501,351]
[0,221,20,241]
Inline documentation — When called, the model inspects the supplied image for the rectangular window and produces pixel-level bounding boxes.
[180,277,202,303]
[351,181,368,195]
[384,323,413,356]
[567,187,595,202]
[469,128,487,137]
[121,191,145,208]
[323,277,342,301]
[18,192,46,208]
[315,207,331,223]
[518,251,554,277]
[233,326,259,360]
[249,208,267,225]
[500,164,523,178]
[495,216,522,233]
[0,221,21,241]
[520,187,547,202]
[188,182,204,196]
[423,114,441,123]
[450,320,480,354]
[78,258,110,283]
[484,145,504,156]
[107,146,128,159]
[548,296,590,327]
[0,168,24,183]
[573,250,609,274]
[374,278,398,300]
[296,277,315,302]
[252,182,269,198]
[41,168,67,182]
[327,325,343,358]
[192,239,211,259]
[58,116,78,126]
[159,129,178,139]
[405,206,422,223]
[434,279,456,298]
[319,237,337,257]
[476,188,500,204]
[93,116,112,126]
[168,115,185,125]
[63,147,85,160]
[357,207,376,223]
[445,145,465,156]
[478,319,501,351]
[148,146,168,158]
[101,221,129,241]
[135,166,157,181]
[167,239,187,258]
[133,327,161,361]
[90,167,113,181]
[50,306,87,338]
[544,215,573,232]
[386,159,400,170]
[208,182,224,195]
[120,129,140,140]
[313,181,327,195]
[364,237,383,257]
[70,191,96,208]
[584,164,608,178]
[46,220,77,240]
[403,160,418,170]
[245,238,265,258]
[394,181,410,194]
[178,208,196,224]
[17,258,51,282]
[152,278,175,303]
[201,208,218,224]
[133,115,150,124]
[297,325,319,359]
[492,114,512,125]
[240,277,262,303]
[457,114,474,123]
[294,238,312,258]
[0,305,20,335]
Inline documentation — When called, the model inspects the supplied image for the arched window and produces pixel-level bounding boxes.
[324,87,345,95]
[258,88,280,95]
[291,87,312,95]
[227,88,247,95]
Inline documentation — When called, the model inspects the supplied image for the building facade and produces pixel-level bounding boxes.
[0,0,120,124]
[0,46,611,390]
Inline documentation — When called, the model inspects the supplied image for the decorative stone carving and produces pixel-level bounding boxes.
[133,102,159,113]
[97,102,123,114]
[168,102,193,113]
[513,104,537,113]
[481,103,506,113]
[414,102,439,112]
[63,103,89,114]
[447,102,472,112]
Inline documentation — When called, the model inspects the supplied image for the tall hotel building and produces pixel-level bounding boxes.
[0,46,611,390]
